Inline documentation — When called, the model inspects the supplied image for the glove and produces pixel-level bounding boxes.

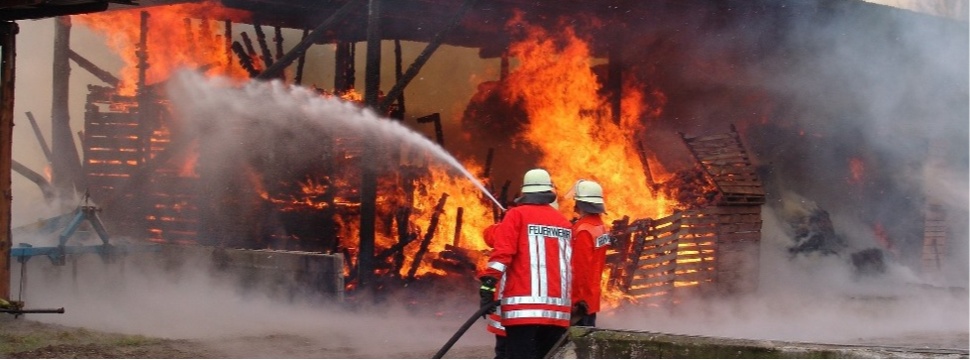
[479,276,498,318]
[572,300,589,317]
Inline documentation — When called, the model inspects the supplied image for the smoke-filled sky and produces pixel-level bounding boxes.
[5,0,968,353]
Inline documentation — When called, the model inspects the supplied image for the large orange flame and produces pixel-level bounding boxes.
[73,1,251,96]
[503,15,673,224]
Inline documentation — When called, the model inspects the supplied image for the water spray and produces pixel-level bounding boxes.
[168,71,506,212]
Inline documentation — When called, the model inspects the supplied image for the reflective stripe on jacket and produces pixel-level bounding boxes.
[571,214,608,314]
[486,273,507,336]
[480,204,573,328]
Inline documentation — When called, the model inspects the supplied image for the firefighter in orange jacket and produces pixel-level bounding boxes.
[569,179,609,327]
[479,168,573,359]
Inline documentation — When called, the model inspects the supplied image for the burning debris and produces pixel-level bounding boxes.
[2,0,965,322]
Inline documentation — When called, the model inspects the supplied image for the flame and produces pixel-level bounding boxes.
[503,14,673,223]
[848,157,865,184]
[73,1,252,96]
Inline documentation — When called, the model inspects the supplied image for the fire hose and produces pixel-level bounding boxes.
[432,300,500,359]
[1,307,65,314]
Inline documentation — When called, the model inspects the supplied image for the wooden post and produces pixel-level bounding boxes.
[607,35,622,125]
[256,0,364,80]
[406,193,448,282]
[240,32,257,62]
[0,20,17,301]
[334,41,353,93]
[392,39,405,119]
[252,22,274,69]
[294,28,308,85]
[378,0,477,113]
[358,0,382,291]
[453,207,464,248]
[51,16,82,199]
[273,26,284,61]
[231,41,258,77]
[481,148,494,179]
[224,20,232,67]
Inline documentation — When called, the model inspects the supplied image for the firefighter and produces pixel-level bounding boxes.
[479,168,573,359]
[568,179,609,327]
[482,231,507,359]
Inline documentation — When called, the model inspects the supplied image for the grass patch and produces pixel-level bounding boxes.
[0,333,49,354]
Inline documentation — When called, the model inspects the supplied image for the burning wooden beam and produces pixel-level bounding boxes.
[231,41,258,77]
[66,49,118,87]
[252,22,274,69]
[24,111,51,163]
[452,207,464,248]
[223,19,232,67]
[635,140,655,191]
[405,192,448,283]
[481,148,494,179]
[11,160,55,203]
[357,0,382,292]
[273,25,283,61]
[391,38,405,120]
[294,28,308,85]
[239,31,257,64]
[416,113,444,147]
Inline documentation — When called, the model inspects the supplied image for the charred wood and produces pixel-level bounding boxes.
[416,113,444,147]
[481,148,494,179]
[24,111,51,163]
[453,207,463,248]
[239,32,258,66]
[635,140,655,191]
[66,49,119,87]
[294,28,308,85]
[273,26,283,61]
[406,193,448,282]
[379,0,478,113]
[252,22,274,69]
[231,41,258,77]
[223,20,232,67]
[390,39,405,120]
[11,160,55,204]
[257,0,364,80]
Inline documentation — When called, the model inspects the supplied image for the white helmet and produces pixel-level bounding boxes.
[521,168,554,194]
[573,180,605,205]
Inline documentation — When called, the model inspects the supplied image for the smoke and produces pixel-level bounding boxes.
[11,243,491,358]
[603,208,968,348]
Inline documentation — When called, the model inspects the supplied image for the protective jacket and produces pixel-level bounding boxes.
[480,204,573,328]
[484,233,506,337]
[570,214,608,314]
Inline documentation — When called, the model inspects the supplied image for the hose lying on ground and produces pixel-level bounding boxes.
[432,300,500,359]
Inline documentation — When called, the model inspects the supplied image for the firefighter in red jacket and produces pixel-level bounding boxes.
[482,231,507,358]
[479,168,573,359]
[568,179,609,327]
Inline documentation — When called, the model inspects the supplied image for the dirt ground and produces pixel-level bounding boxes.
[0,315,494,359]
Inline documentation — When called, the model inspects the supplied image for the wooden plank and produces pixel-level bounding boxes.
[638,252,677,267]
[717,232,760,243]
[684,132,735,143]
[717,222,763,233]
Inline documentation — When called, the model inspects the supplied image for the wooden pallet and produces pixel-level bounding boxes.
[680,125,765,206]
